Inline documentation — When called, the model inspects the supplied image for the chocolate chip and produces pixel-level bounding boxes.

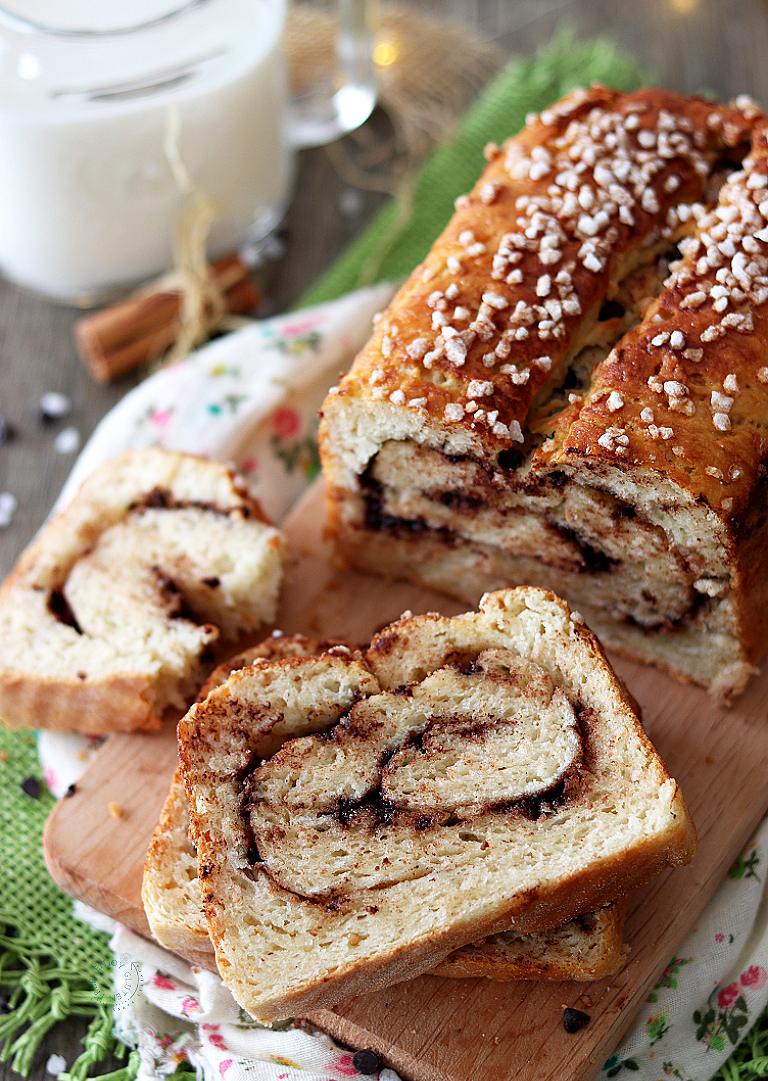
[352,1048,381,1074]
[21,776,40,798]
[563,1007,591,1033]
[65,783,77,798]
[0,416,16,444]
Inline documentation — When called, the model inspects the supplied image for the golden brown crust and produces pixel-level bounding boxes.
[434,895,631,982]
[326,87,760,458]
[542,124,768,513]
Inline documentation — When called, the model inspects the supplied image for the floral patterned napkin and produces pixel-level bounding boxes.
[103,924,401,1081]
[38,286,768,1081]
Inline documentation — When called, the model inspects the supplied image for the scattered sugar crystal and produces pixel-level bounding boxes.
[444,336,467,366]
[39,391,71,419]
[606,391,624,412]
[54,427,80,454]
[444,403,465,422]
[711,391,734,411]
[0,492,18,528]
[467,379,494,398]
[406,339,428,360]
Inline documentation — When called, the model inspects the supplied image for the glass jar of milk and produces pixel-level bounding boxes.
[0,0,375,304]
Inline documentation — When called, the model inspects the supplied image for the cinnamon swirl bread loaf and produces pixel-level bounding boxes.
[0,448,284,733]
[178,587,694,1021]
[144,636,629,982]
[319,86,768,699]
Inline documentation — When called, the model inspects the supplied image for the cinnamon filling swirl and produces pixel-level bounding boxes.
[243,650,585,901]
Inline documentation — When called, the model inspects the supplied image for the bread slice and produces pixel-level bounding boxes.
[434,898,630,982]
[0,448,285,733]
[179,586,695,1021]
[144,766,630,980]
[145,636,631,982]
[143,634,361,965]
[319,86,768,700]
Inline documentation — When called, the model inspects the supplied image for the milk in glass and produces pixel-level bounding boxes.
[0,0,293,302]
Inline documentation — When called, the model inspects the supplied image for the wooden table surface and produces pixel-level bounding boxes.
[3,0,768,1077]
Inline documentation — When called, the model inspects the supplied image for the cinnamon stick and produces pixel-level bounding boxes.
[75,253,261,383]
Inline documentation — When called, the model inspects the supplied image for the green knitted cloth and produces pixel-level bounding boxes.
[4,31,764,1081]
[0,727,134,1081]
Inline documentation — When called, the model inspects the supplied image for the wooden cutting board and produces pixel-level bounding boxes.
[43,479,768,1081]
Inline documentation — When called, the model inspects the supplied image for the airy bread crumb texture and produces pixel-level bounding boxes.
[179,587,695,1022]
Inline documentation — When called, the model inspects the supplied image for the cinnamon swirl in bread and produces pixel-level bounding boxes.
[0,448,284,733]
[144,768,630,980]
[144,635,629,982]
[319,87,768,699]
[178,587,694,1021]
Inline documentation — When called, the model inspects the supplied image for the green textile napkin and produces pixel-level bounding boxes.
[6,29,762,1081]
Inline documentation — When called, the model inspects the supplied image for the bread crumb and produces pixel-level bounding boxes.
[109,801,124,819]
